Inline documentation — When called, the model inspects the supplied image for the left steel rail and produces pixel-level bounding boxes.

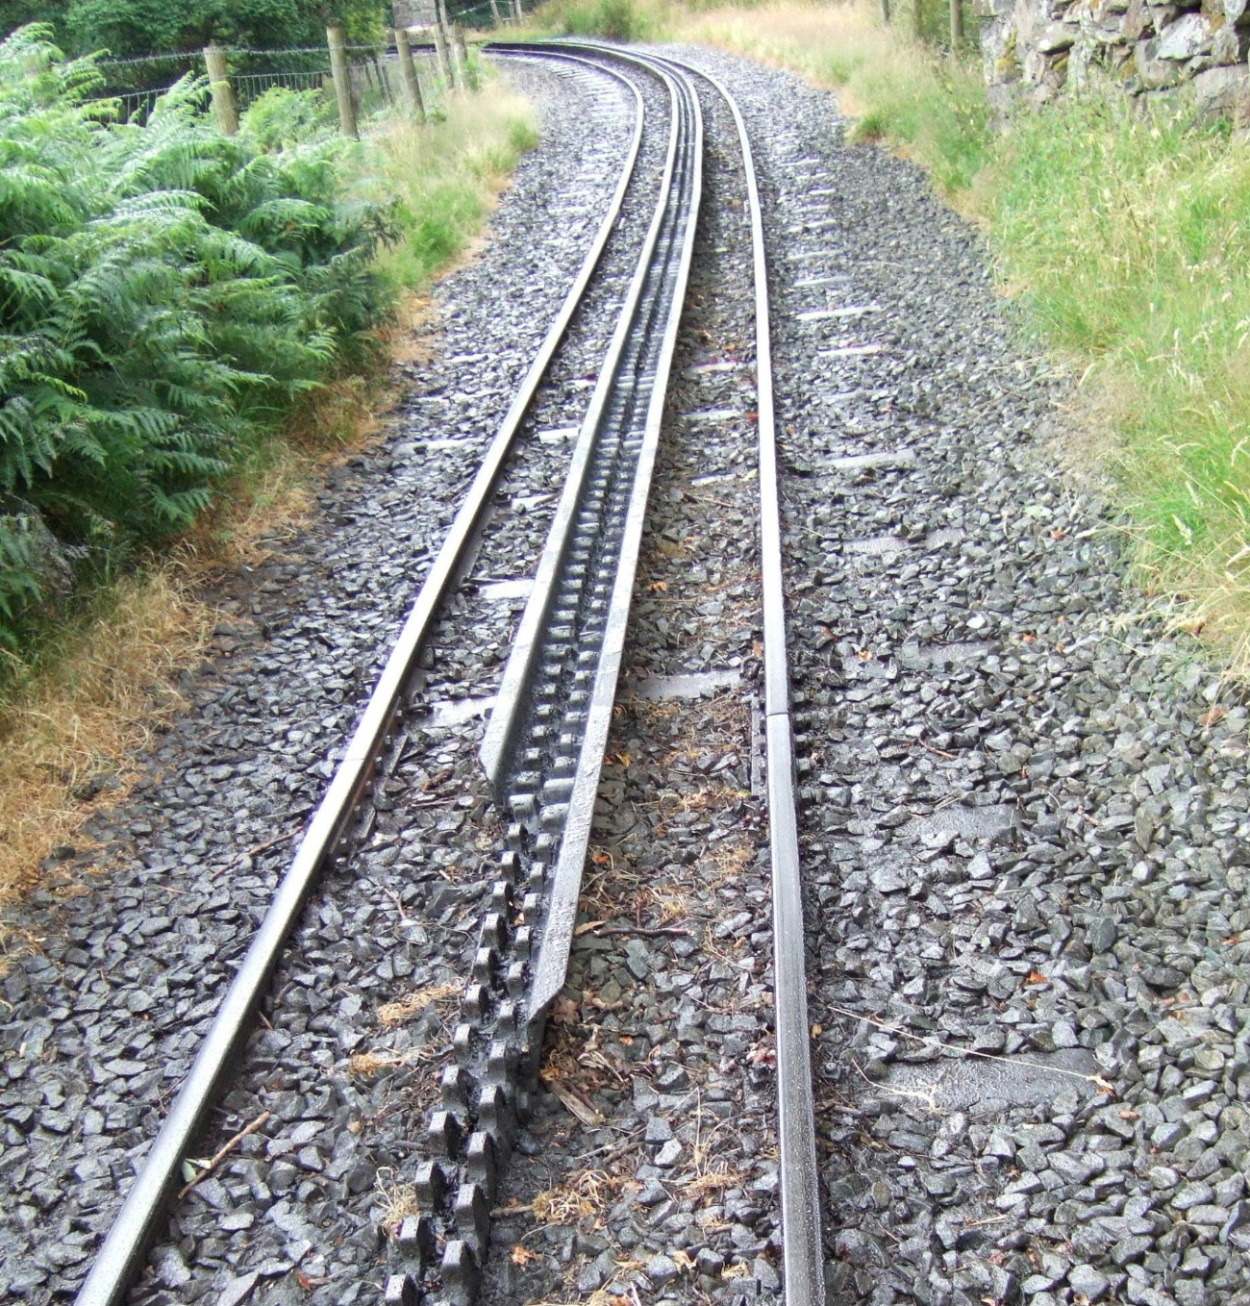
[73,52,645,1306]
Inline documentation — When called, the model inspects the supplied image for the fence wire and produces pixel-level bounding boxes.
[86,5,516,125]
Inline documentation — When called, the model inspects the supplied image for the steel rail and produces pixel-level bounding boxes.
[575,45,828,1306]
[675,58,828,1306]
[73,54,645,1306]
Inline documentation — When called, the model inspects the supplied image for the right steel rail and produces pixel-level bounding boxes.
[668,53,828,1306]
[380,44,706,1305]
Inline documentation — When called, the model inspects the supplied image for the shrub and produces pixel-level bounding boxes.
[0,25,396,647]
[238,84,337,152]
[543,0,665,42]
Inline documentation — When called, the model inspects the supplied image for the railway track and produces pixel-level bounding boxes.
[70,42,826,1306]
[10,34,1245,1306]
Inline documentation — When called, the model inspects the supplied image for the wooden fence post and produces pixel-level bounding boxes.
[489,0,502,25]
[203,44,239,135]
[949,0,964,45]
[453,23,474,88]
[513,0,524,23]
[326,25,359,138]
[881,0,891,22]
[433,4,457,89]
[394,26,426,121]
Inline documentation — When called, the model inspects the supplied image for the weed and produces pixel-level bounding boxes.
[376,978,462,1029]
[374,1168,421,1226]
[532,1169,625,1225]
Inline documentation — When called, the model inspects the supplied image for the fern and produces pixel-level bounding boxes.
[0,25,396,648]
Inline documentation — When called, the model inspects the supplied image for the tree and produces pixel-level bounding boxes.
[0,0,385,57]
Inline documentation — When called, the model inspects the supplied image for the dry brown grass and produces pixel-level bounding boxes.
[376,979,462,1029]
[0,568,215,928]
[581,845,646,920]
[707,835,755,883]
[0,91,538,945]
[531,1169,625,1226]
[348,1051,400,1078]
[374,1168,421,1226]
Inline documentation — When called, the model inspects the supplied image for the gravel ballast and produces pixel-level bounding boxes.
[670,43,1250,1306]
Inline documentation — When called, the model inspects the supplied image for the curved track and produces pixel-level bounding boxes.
[71,43,826,1306]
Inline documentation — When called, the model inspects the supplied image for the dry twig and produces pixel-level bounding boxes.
[179,1110,271,1197]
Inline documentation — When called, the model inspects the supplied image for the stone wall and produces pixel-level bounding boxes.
[981,0,1250,116]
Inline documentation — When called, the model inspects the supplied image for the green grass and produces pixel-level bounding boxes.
[682,2,992,196]
[528,0,992,197]
[533,0,671,41]
[363,86,538,293]
[991,94,1250,652]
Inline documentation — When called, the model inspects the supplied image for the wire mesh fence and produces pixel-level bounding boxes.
[82,0,531,129]
[89,26,499,126]
[92,47,413,124]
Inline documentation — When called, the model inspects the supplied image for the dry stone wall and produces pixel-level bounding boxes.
[982,0,1250,115]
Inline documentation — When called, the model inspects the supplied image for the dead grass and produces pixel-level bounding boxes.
[0,365,393,957]
[706,835,754,882]
[581,845,646,920]
[532,1169,626,1226]
[0,568,215,925]
[348,1051,399,1078]
[374,1168,421,1226]
[376,978,462,1029]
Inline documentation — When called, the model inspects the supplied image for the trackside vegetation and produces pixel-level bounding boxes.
[0,26,392,647]
[0,25,536,913]
[0,26,536,654]
[535,0,1250,671]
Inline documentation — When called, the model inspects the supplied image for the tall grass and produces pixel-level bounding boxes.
[992,96,1250,654]
[530,0,991,196]
[536,0,671,41]
[674,1,991,195]
[366,88,539,291]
